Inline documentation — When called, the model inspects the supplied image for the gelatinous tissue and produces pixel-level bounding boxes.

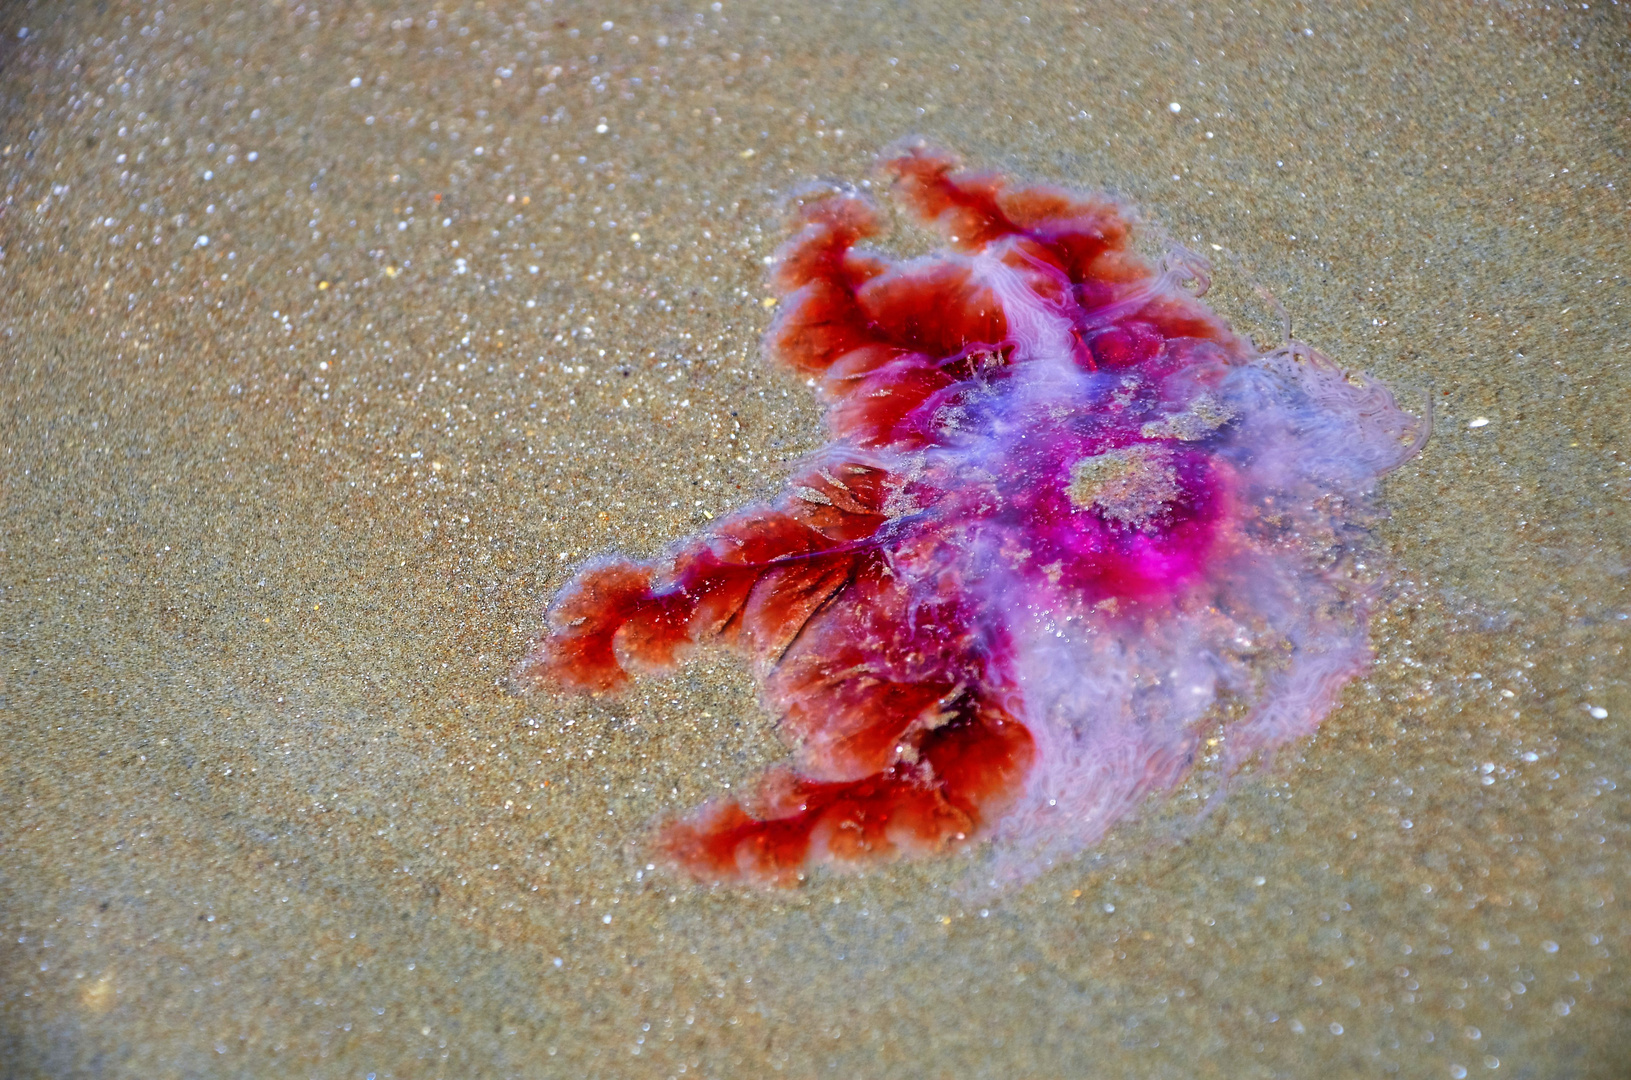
[514,143,1428,886]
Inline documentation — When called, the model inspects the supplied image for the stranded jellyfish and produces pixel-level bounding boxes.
[514,143,1427,885]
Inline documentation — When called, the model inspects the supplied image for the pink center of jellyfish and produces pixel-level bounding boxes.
[515,142,1428,886]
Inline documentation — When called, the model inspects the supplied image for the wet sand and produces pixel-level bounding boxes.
[1,1,1627,1076]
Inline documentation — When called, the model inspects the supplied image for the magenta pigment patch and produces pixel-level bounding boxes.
[516,143,1428,886]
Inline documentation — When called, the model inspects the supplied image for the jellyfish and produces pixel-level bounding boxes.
[515,142,1427,885]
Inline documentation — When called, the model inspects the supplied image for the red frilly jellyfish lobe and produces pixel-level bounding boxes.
[515,144,1428,886]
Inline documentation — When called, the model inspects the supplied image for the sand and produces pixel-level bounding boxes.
[1,0,1627,1076]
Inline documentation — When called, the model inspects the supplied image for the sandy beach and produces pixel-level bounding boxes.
[2,0,1627,1075]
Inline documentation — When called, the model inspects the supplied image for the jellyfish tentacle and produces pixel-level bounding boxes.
[880,141,1135,281]
[766,188,1020,446]
[658,692,1035,885]
[514,458,897,692]
[880,142,1237,349]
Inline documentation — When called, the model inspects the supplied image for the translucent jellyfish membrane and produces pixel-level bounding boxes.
[515,143,1428,886]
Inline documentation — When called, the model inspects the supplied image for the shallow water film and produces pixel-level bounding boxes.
[1,1,1627,1076]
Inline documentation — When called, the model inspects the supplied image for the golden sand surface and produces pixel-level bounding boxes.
[1,1,1627,1075]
